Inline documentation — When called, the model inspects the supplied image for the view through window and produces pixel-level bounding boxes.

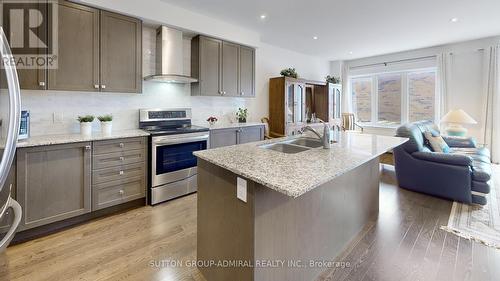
[351,69,436,126]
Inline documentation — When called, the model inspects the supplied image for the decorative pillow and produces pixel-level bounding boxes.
[424,131,450,153]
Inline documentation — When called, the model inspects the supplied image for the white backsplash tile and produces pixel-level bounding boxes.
[16,26,250,136]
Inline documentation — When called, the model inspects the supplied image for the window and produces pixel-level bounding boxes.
[350,69,437,127]
[377,74,401,125]
[408,72,436,122]
[351,78,372,122]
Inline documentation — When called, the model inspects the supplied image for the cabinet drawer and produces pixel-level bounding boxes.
[92,163,145,184]
[93,149,145,170]
[93,176,145,210]
[93,137,145,155]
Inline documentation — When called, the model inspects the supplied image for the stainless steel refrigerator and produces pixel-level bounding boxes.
[0,26,22,252]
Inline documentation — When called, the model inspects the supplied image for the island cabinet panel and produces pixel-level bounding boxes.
[48,2,100,91]
[100,11,142,93]
[238,46,255,97]
[221,41,239,96]
[16,142,92,231]
[196,157,380,281]
[91,137,146,211]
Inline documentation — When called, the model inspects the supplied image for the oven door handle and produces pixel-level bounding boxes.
[153,135,209,146]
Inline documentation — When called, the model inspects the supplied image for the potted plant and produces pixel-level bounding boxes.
[236,108,248,123]
[280,68,298,78]
[206,116,218,126]
[77,115,95,136]
[98,114,113,136]
[326,75,341,84]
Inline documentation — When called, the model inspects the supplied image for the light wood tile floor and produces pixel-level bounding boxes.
[1,167,499,281]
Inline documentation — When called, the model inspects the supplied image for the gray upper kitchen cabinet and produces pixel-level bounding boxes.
[191,36,222,96]
[238,46,255,97]
[48,2,100,91]
[16,142,92,230]
[238,125,264,144]
[1,2,47,90]
[221,41,239,96]
[209,125,265,148]
[100,10,142,93]
[192,35,255,97]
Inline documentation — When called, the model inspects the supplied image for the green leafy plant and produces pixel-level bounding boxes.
[236,108,248,122]
[77,115,95,123]
[97,114,113,122]
[326,75,341,84]
[280,68,298,78]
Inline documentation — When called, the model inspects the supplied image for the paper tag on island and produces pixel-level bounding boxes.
[237,177,247,203]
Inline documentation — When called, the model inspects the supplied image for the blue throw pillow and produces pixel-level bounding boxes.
[424,131,450,153]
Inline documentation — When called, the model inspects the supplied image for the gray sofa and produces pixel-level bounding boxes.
[394,121,492,205]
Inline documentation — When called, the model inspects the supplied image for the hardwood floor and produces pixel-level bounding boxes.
[1,167,499,281]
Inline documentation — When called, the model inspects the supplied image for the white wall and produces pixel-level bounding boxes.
[336,36,500,141]
[18,12,328,136]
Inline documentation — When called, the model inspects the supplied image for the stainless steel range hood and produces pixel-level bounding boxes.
[144,26,198,83]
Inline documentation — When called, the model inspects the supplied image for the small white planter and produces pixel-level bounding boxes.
[80,122,92,136]
[101,121,112,136]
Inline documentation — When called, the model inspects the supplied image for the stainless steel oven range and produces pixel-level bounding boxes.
[139,108,209,205]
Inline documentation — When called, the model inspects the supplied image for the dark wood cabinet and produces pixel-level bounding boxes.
[239,46,255,97]
[48,2,99,91]
[16,142,92,230]
[192,35,255,97]
[100,11,142,93]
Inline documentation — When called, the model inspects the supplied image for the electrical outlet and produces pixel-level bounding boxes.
[53,112,64,123]
[237,177,247,202]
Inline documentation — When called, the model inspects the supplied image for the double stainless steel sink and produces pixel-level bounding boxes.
[259,137,323,154]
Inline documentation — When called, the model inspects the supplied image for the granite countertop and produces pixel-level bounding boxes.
[16,129,150,148]
[194,122,264,130]
[194,132,408,198]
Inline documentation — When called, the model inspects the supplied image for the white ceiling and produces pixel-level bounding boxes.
[160,0,500,60]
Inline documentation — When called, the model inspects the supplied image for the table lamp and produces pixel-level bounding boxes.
[440,109,477,136]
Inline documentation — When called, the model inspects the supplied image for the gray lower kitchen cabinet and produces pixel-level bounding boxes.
[100,11,143,93]
[92,137,146,211]
[209,125,265,149]
[238,125,264,144]
[16,142,92,231]
[48,1,100,91]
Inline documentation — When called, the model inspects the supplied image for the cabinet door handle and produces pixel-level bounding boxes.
[39,81,45,87]
[119,170,124,175]
[101,84,106,89]
[94,84,99,89]
[119,143,124,148]
[119,156,124,161]
[240,91,244,96]
[119,189,124,195]
[85,145,91,150]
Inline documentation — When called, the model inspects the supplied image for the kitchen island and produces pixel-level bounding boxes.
[194,132,407,281]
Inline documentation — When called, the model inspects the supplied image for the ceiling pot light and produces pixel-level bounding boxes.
[313,36,318,40]
[260,14,267,20]
[349,51,353,55]
[450,17,459,23]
